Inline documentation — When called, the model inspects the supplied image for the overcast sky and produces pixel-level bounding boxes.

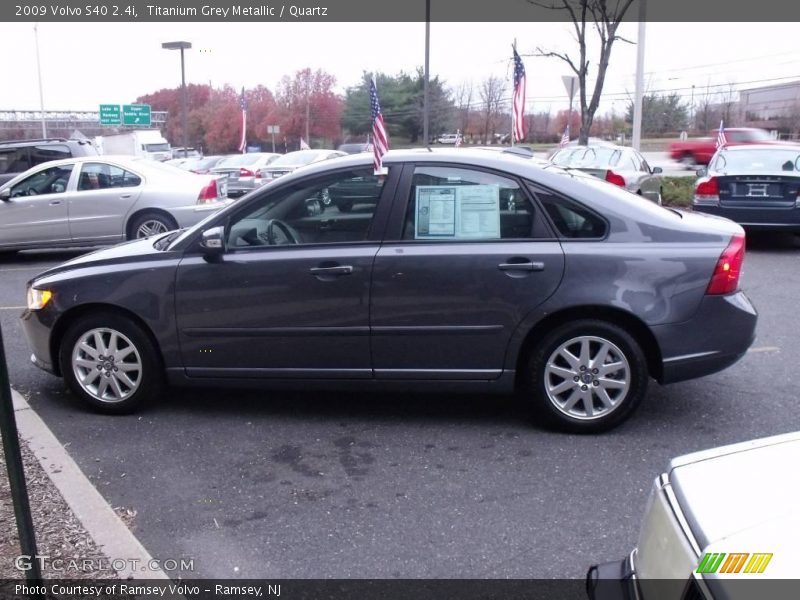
[2,22,799,117]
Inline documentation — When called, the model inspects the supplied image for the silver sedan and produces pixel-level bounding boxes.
[0,155,229,251]
[550,144,663,204]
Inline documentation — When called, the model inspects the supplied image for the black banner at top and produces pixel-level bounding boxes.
[2,0,800,23]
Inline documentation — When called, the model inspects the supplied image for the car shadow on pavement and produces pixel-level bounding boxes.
[159,386,531,428]
[745,231,800,252]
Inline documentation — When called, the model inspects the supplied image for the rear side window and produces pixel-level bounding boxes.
[0,147,30,174]
[531,186,607,239]
[31,144,71,167]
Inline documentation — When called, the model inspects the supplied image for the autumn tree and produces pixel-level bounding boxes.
[274,68,343,146]
[528,0,635,145]
[137,84,211,148]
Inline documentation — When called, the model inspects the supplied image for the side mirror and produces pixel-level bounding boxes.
[200,226,226,256]
[651,166,663,174]
[695,167,707,178]
[0,188,10,201]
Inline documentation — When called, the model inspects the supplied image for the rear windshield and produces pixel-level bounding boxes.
[551,146,621,169]
[217,154,264,167]
[269,150,325,167]
[712,149,800,172]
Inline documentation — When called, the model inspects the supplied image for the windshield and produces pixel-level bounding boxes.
[269,150,324,167]
[712,148,800,172]
[551,146,622,169]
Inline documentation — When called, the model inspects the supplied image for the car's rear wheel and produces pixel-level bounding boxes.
[59,313,163,414]
[523,320,648,433]
[128,212,177,240]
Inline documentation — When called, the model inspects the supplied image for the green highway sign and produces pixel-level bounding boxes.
[99,104,121,125]
[122,104,151,126]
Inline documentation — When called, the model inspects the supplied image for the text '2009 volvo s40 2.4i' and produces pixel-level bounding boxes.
[20,149,757,433]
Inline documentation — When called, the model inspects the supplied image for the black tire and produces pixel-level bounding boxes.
[522,319,648,433]
[59,312,164,414]
[127,212,178,240]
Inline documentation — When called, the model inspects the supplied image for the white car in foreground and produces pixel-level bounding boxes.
[589,431,800,599]
[0,155,229,251]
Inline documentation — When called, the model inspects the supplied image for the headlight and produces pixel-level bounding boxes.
[27,287,53,310]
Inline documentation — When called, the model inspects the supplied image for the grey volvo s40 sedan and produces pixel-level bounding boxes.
[20,149,757,433]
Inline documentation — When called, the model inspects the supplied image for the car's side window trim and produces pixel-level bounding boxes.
[525,180,610,242]
[383,161,558,243]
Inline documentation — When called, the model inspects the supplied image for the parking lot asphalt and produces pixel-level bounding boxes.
[1,231,798,579]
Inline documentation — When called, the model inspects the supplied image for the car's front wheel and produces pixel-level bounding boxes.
[128,212,177,240]
[59,313,163,414]
[523,320,648,433]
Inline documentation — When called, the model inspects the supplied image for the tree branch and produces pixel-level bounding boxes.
[531,48,580,76]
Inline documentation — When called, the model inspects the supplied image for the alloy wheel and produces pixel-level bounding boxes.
[71,328,143,403]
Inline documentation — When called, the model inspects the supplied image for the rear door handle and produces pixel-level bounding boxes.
[120,194,132,199]
[49,200,62,206]
[309,265,353,276]
[498,261,544,272]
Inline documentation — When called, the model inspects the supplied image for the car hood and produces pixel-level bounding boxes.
[668,432,800,578]
[30,236,168,283]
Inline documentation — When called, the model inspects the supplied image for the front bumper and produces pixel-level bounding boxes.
[20,307,58,375]
[653,291,757,384]
[587,552,639,600]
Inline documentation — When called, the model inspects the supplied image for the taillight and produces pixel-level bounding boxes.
[694,177,720,206]
[604,170,626,187]
[706,233,745,295]
[239,167,255,177]
[197,180,219,204]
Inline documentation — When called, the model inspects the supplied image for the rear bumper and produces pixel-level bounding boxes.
[653,291,757,384]
[694,204,800,231]
[586,552,639,600]
[167,201,228,228]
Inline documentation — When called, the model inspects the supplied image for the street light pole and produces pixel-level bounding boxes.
[161,41,192,158]
[423,0,430,149]
[33,24,46,138]
[632,0,647,151]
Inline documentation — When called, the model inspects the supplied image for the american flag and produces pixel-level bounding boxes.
[370,77,389,173]
[560,124,570,147]
[237,87,247,153]
[716,119,727,149]
[512,48,527,143]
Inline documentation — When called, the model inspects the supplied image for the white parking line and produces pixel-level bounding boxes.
[747,346,780,353]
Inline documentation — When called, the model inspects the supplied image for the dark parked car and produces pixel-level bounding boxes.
[0,138,98,185]
[693,144,800,231]
[21,149,756,432]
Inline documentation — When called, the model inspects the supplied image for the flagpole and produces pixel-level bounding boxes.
[510,39,516,147]
[423,0,430,150]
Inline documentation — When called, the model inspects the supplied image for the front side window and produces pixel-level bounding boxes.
[77,162,141,191]
[402,166,537,241]
[10,164,74,197]
[226,168,385,248]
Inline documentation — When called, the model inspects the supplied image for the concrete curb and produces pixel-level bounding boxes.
[12,389,169,580]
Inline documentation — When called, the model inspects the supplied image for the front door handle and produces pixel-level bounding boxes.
[49,200,62,206]
[120,194,132,199]
[498,261,545,272]
[309,265,353,276]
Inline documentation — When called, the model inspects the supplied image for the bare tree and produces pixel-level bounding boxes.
[527,0,635,144]
[453,81,475,138]
[480,75,507,142]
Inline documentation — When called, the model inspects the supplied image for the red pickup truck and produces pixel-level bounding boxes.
[667,128,778,168]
